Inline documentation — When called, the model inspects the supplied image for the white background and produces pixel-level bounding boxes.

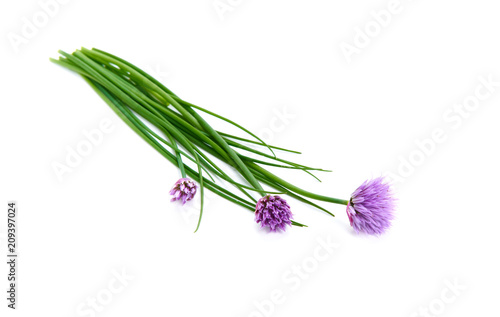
[1,0,499,316]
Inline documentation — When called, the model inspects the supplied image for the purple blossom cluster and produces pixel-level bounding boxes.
[170,178,197,204]
[346,177,395,235]
[255,195,293,232]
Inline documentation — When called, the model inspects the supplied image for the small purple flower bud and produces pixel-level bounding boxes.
[346,177,396,235]
[169,178,197,204]
[255,195,293,232]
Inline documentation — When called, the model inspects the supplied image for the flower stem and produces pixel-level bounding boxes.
[249,163,349,205]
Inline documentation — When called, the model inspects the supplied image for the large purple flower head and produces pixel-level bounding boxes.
[255,195,293,232]
[346,177,395,235]
[169,178,197,204]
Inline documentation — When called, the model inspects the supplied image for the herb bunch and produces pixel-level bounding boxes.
[52,48,395,234]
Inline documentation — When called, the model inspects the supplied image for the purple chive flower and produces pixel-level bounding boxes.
[255,195,293,232]
[346,177,395,235]
[169,178,197,204]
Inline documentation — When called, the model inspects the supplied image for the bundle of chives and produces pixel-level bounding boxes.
[51,48,396,235]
